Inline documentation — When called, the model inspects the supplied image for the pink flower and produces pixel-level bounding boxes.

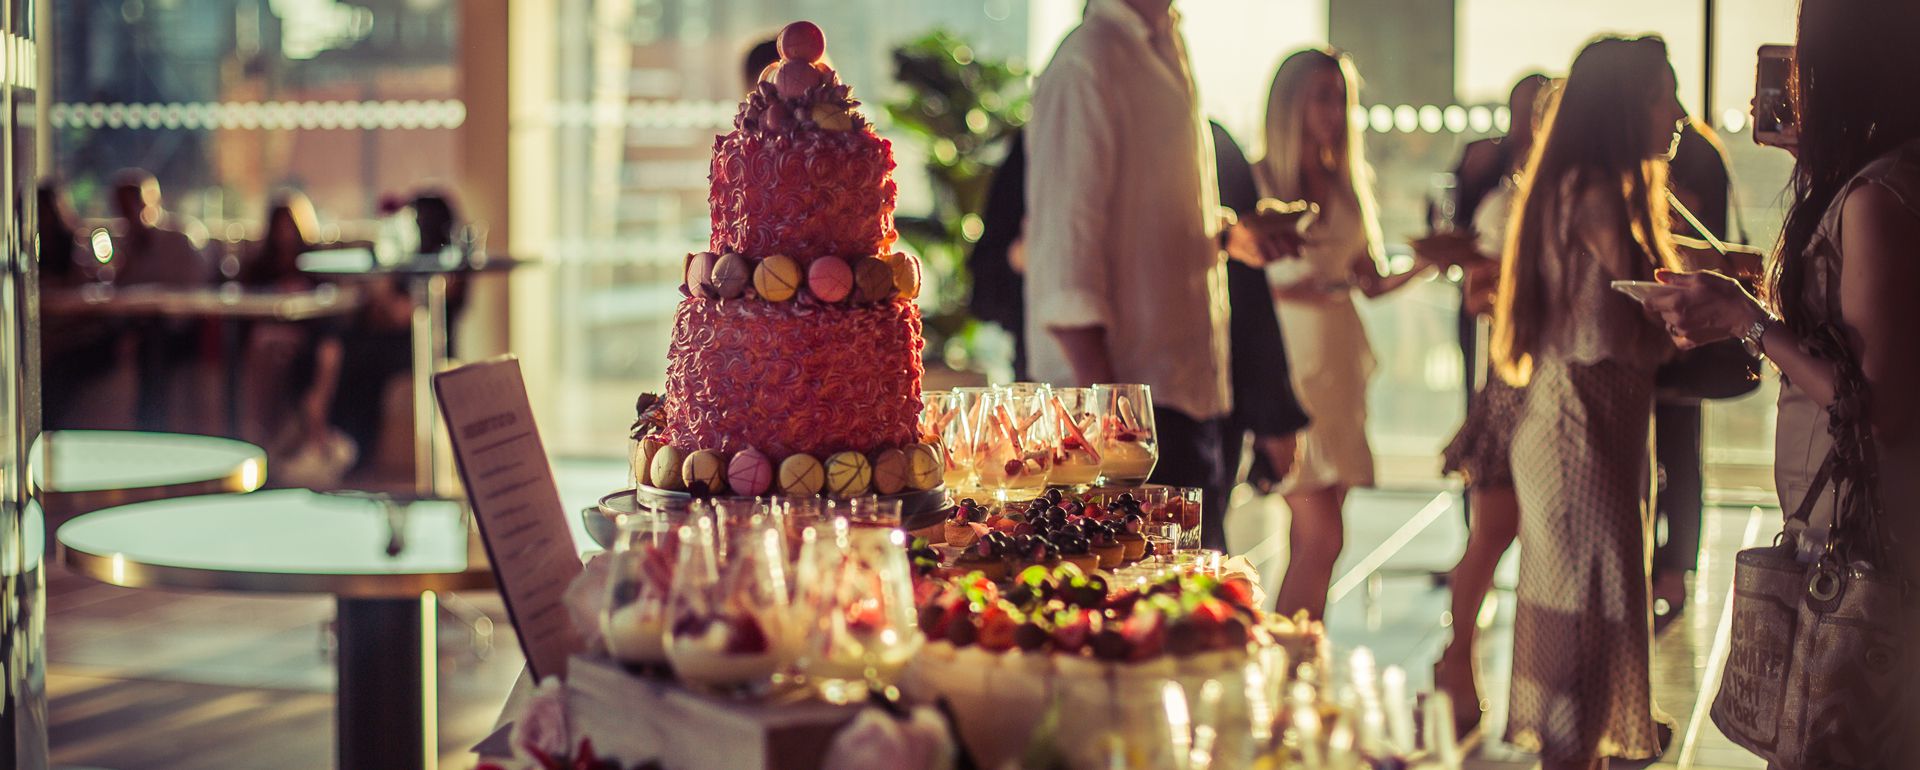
[511,677,571,764]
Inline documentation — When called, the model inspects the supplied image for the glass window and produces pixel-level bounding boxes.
[49,0,462,235]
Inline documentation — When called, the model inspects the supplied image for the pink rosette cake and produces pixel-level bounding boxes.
[631,20,939,501]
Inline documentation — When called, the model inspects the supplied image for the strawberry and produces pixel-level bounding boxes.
[977,603,1019,652]
[1052,609,1095,653]
[1213,579,1256,610]
[1122,608,1166,661]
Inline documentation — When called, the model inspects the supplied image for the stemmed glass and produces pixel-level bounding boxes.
[1048,386,1103,491]
[1092,383,1158,486]
[601,513,675,671]
[663,514,793,696]
[790,517,924,703]
[971,384,1057,501]
[945,387,991,493]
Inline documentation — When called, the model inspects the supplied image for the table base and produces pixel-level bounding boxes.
[337,594,437,770]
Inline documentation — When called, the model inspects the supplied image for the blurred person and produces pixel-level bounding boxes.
[1258,48,1435,619]
[1211,121,1309,495]
[967,129,1030,379]
[110,169,209,430]
[1491,35,1684,769]
[38,181,115,429]
[1648,113,1743,630]
[1024,0,1235,551]
[1416,73,1553,738]
[108,169,206,287]
[743,37,780,92]
[239,191,354,486]
[1649,3,1920,759]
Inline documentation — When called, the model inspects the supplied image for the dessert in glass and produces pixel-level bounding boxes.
[664,515,793,695]
[1092,383,1158,485]
[601,513,675,671]
[1048,386,1103,490]
[944,387,991,493]
[971,384,1057,501]
[791,517,924,703]
[1145,485,1205,551]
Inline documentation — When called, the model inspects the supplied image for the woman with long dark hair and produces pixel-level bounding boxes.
[1492,36,1683,769]
[1651,1,1920,583]
[1258,48,1433,619]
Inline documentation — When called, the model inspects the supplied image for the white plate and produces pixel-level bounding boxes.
[1610,280,1683,304]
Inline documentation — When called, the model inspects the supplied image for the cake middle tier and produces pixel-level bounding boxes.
[708,127,899,263]
[662,297,925,459]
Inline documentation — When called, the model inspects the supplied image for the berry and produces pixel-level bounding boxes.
[777,21,826,63]
[978,605,1018,652]
[1004,459,1024,477]
[1053,611,1094,653]
[725,616,770,655]
[1045,489,1064,504]
[946,614,978,647]
[773,60,825,101]
[1214,579,1256,610]
[1014,622,1051,652]
[1090,629,1130,661]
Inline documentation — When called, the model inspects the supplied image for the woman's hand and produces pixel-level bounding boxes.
[1642,268,1769,349]
[1407,230,1484,269]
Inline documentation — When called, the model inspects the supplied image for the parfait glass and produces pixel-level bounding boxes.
[663,514,793,697]
[1092,384,1158,486]
[1047,387,1104,492]
[1144,486,1205,551]
[790,517,924,703]
[918,389,949,444]
[600,513,675,671]
[945,387,992,495]
[971,383,1057,501]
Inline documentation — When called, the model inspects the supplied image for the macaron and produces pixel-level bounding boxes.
[754,254,802,302]
[778,21,826,63]
[636,435,668,486]
[851,255,894,303]
[774,59,825,100]
[870,448,909,495]
[728,448,774,497]
[778,453,826,497]
[649,445,687,491]
[888,252,922,299]
[711,252,752,299]
[824,451,872,497]
[684,252,718,298]
[807,256,854,303]
[907,442,943,491]
[682,449,727,496]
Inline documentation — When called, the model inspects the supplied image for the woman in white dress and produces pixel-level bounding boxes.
[1257,49,1435,619]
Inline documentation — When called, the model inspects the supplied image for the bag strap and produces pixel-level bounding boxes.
[1796,322,1894,564]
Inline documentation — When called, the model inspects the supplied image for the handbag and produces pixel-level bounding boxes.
[1654,338,1761,401]
[1709,325,1910,769]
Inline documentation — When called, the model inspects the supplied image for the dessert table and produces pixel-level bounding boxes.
[32,430,266,520]
[300,249,536,498]
[56,489,495,770]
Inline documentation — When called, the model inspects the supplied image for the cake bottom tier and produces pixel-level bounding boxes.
[662,297,925,459]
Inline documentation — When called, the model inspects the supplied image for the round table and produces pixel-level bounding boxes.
[33,430,266,520]
[57,489,495,770]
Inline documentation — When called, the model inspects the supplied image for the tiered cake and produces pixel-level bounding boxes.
[631,21,942,502]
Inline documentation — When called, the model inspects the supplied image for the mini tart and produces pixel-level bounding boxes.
[955,554,1008,581]
[1092,542,1125,570]
[1062,553,1099,575]
[1118,532,1148,563]
[944,520,983,549]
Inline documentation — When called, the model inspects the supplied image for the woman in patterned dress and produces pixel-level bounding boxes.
[1490,36,1685,770]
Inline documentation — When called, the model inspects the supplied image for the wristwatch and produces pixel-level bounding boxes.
[1738,314,1777,358]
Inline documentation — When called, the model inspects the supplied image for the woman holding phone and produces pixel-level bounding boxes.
[1493,36,1683,769]
[1650,5,1920,580]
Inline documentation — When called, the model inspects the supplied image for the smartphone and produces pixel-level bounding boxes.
[1754,44,1796,148]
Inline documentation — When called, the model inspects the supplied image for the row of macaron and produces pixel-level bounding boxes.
[634,436,945,498]
[682,250,921,305]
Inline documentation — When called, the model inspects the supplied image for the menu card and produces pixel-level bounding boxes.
[435,357,584,681]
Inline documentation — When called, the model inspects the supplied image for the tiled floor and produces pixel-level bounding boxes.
[44,459,1771,769]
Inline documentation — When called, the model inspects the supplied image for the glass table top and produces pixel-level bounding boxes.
[33,430,264,494]
[57,490,493,597]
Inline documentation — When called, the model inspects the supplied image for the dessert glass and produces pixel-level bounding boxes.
[971,384,1057,501]
[829,495,902,530]
[600,513,675,671]
[1047,386,1103,491]
[790,517,923,703]
[945,387,992,494]
[1144,485,1204,551]
[663,514,793,696]
[1092,383,1158,485]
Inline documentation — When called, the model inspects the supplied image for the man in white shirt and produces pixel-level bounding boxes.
[1024,0,1236,548]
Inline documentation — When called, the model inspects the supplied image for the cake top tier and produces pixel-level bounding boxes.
[735,21,867,137]
[709,20,900,265]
